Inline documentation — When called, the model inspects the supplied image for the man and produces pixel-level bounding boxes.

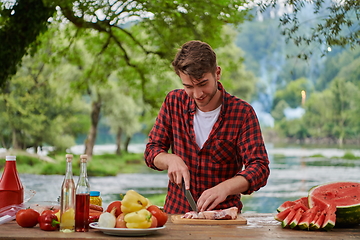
[144,40,270,214]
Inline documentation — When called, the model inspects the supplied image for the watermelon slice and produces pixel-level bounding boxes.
[281,208,297,228]
[295,197,310,209]
[289,208,304,229]
[277,200,296,212]
[309,209,322,230]
[322,205,336,231]
[298,206,319,230]
[308,181,360,227]
[310,209,326,230]
[274,207,292,222]
[274,201,308,222]
[277,197,309,212]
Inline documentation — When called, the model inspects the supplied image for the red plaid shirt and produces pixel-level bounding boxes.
[144,82,270,214]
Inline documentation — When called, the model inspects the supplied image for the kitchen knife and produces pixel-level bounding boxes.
[182,182,198,212]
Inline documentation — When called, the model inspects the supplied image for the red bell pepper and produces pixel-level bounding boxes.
[38,210,60,231]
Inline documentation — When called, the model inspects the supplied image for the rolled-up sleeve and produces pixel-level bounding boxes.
[144,95,172,171]
[237,108,270,194]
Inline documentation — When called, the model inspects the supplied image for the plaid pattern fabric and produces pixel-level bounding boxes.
[144,82,270,214]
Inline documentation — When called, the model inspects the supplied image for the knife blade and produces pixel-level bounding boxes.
[182,182,198,212]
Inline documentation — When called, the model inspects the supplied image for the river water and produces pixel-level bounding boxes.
[18,145,360,214]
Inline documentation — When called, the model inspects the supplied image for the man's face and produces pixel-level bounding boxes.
[180,66,222,112]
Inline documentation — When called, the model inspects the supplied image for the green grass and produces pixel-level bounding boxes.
[309,154,325,158]
[342,151,360,160]
[147,194,166,207]
[1,152,146,176]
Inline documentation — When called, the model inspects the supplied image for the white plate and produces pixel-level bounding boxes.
[89,222,166,236]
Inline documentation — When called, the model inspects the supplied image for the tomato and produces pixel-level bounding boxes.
[115,213,127,228]
[106,201,122,217]
[16,208,40,228]
[150,215,158,228]
[147,205,168,227]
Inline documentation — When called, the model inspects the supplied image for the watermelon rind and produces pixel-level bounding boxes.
[309,211,321,230]
[311,210,326,230]
[335,205,360,227]
[274,207,292,222]
[281,209,297,228]
[289,208,304,229]
[298,206,319,230]
[321,205,336,231]
[308,181,360,227]
[322,216,335,231]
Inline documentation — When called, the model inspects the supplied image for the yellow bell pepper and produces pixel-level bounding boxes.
[121,190,148,213]
[124,209,152,229]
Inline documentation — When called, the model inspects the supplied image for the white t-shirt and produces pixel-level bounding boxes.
[194,105,222,148]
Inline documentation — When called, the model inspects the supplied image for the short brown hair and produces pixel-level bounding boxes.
[172,40,217,80]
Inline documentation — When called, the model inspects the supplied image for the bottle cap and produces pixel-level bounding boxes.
[80,154,87,163]
[6,156,16,161]
[65,154,73,162]
[90,191,100,197]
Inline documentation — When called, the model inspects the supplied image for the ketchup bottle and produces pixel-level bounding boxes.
[0,156,24,209]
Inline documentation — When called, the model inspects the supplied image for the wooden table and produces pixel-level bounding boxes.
[1,213,359,239]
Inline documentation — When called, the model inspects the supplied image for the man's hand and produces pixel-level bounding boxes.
[154,152,191,188]
[197,184,228,212]
[197,175,250,211]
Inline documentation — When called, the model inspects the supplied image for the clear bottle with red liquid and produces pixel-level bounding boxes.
[0,156,24,209]
[75,154,90,232]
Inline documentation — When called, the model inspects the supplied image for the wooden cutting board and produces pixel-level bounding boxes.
[171,214,247,225]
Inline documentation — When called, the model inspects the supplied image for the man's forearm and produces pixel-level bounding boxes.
[219,175,250,196]
[153,152,170,170]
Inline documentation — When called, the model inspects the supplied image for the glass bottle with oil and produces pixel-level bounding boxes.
[60,154,75,232]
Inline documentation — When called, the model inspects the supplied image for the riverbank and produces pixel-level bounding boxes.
[267,147,360,158]
[1,143,359,159]
[70,143,360,158]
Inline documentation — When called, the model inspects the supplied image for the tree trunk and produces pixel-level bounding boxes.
[124,136,131,153]
[338,135,344,148]
[84,97,102,158]
[115,127,122,155]
[12,129,21,150]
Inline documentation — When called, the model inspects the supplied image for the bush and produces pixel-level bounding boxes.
[343,151,360,160]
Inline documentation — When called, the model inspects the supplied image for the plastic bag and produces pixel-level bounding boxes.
[0,189,36,225]
[0,204,26,225]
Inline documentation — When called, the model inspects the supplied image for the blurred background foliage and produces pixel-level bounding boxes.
[0,0,359,161]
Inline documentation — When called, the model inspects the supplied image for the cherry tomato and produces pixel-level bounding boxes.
[106,201,122,217]
[16,208,40,228]
[147,205,168,227]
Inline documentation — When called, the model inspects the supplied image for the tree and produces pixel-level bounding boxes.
[303,78,360,145]
[1,0,254,155]
[1,0,250,89]
[316,47,360,90]
[0,54,87,151]
[0,0,55,88]
[102,80,142,155]
[259,0,360,59]
[272,77,313,110]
